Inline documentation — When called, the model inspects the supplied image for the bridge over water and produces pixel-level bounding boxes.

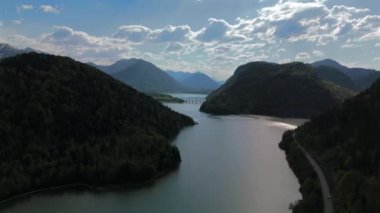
[183,98,205,104]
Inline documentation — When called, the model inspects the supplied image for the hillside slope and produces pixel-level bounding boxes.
[312,59,380,90]
[0,53,194,200]
[200,62,354,118]
[90,59,140,74]
[312,65,357,91]
[180,72,220,92]
[280,79,380,213]
[108,59,185,93]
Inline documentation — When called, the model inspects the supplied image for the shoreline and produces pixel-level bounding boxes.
[0,167,175,208]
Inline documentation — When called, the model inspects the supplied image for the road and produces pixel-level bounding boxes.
[293,133,333,213]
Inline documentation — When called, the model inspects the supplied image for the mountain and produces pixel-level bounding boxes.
[180,72,220,92]
[200,62,354,118]
[90,58,140,74]
[312,59,380,90]
[217,80,226,85]
[167,71,221,93]
[345,67,378,82]
[356,72,380,90]
[312,65,357,91]
[166,70,194,82]
[279,79,380,213]
[0,43,38,59]
[0,53,194,201]
[110,59,186,93]
[348,67,380,90]
[311,58,348,71]
[91,59,185,93]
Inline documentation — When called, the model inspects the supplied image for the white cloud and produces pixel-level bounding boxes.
[12,19,24,25]
[4,0,380,79]
[353,15,380,36]
[295,52,311,61]
[6,26,132,64]
[341,43,360,48]
[238,0,374,45]
[114,25,194,43]
[312,50,324,56]
[196,18,246,42]
[196,18,231,42]
[151,25,194,42]
[166,42,185,52]
[40,5,60,14]
[0,20,3,27]
[17,4,33,12]
[114,25,152,42]
[43,26,100,46]
[359,28,380,41]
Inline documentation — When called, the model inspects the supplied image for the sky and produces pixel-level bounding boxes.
[0,0,379,80]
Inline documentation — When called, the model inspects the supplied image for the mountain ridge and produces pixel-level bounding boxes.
[312,58,380,90]
[201,61,354,118]
[176,71,221,93]
[90,59,186,93]
[0,43,40,59]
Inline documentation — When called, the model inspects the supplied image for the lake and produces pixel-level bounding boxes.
[1,94,303,213]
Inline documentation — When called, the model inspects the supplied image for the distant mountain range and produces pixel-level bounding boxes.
[311,59,380,90]
[312,65,357,91]
[91,59,185,93]
[91,59,220,94]
[167,70,221,92]
[201,61,354,118]
[0,43,40,59]
[89,58,140,74]
[166,70,194,82]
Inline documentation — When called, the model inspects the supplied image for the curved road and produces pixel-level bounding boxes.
[293,133,333,213]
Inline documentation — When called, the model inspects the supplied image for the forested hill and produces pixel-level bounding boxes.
[0,53,194,201]
[280,79,380,212]
[200,62,354,118]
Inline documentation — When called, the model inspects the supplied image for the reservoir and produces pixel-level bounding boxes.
[1,94,302,213]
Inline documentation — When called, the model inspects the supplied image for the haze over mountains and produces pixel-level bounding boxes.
[312,59,380,90]
[89,58,141,74]
[100,59,185,93]
[2,43,379,95]
[167,71,220,93]
[91,59,220,94]
[0,43,40,59]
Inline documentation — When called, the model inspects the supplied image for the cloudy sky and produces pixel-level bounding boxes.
[0,0,379,80]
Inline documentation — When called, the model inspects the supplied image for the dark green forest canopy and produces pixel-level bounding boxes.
[0,53,194,200]
[201,62,354,118]
[280,79,380,213]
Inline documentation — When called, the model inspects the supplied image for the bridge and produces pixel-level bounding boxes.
[183,98,205,104]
